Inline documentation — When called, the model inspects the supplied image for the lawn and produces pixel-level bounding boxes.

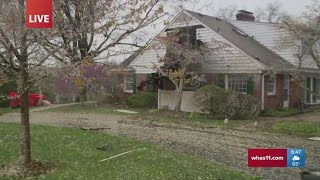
[0,108,18,116]
[0,124,257,180]
[262,121,320,138]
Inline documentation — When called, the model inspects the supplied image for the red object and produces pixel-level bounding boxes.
[26,0,53,29]
[248,149,287,167]
[9,92,46,108]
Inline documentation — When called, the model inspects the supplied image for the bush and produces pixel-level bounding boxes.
[97,94,118,105]
[0,96,10,107]
[126,92,156,108]
[194,85,261,120]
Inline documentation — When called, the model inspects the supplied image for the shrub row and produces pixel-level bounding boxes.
[194,85,261,120]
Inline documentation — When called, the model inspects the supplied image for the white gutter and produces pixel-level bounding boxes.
[261,73,267,110]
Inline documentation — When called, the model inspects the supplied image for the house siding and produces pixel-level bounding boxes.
[229,20,319,70]
[196,28,265,73]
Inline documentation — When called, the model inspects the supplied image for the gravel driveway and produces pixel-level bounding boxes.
[0,112,319,180]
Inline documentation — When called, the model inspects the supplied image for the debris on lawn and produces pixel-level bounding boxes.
[308,137,320,141]
[96,144,113,151]
[115,109,138,114]
[80,127,111,131]
[99,148,146,162]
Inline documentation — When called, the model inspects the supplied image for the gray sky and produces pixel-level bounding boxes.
[182,0,312,17]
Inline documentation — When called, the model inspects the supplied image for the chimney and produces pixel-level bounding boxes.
[236,10,255,21]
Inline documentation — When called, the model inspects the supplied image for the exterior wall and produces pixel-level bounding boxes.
[121,72,304,110]
[289,80,304,108]
[263,74,304,109]
[116,74,131,103]
[136,74,148,92]
[264,74,284,109]
[117,73,150,102]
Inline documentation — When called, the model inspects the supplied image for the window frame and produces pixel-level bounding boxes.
[267,75,277,96]
[124,74,135,93]
[228,75,249,94]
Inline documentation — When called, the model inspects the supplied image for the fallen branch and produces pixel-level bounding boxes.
[80,127,111,131]
[99,148,145,162]
[66,140,80,147]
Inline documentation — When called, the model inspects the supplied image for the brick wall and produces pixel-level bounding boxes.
[262,74,304,109]
[289,80,304,108]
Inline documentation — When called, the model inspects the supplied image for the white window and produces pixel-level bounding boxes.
[267,75,276,96]
[228,75,248,94]
[124,75,135,93]
[305,77,320,104]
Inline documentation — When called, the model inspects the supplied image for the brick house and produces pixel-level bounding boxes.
[119,9,320,111]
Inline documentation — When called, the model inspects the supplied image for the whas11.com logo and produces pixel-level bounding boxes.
[248,148,305,168]
[26,0,53,29]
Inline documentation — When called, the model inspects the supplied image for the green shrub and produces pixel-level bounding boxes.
[194,85,261,120]
[262,108,300,117]
[126,92,156,108]
[0,96,10,107]
[97,94,118,105]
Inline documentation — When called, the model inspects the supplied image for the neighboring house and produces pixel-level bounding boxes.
[120,9,320,111]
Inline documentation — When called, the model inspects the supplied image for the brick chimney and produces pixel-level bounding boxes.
[236,10,255,21]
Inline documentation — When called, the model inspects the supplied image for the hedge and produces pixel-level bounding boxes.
[194,85,261,120]
[126,92,156,108]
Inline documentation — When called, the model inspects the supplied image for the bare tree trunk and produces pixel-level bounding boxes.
[79,87,87,106]
[18,0,31,172]
[174,78,184,112]
[18,63,31,172]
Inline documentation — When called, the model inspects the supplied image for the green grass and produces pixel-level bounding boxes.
[262,121,320,138]
[44,104,118,114]
[261,108,300,117]
[0,108,18,116]
[0,124,257,180]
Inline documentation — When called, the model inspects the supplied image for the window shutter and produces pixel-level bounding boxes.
[247,79,254,95]
[133,74,137,94]
[217,74,225,88]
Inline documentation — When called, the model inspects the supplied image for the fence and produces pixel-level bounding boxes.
[158,90,201,112]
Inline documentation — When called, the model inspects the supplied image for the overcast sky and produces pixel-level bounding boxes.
[180,0,312,17]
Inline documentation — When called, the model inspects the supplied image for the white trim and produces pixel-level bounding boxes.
[225,74,229,90]
[262,74,266,110]
[283,74,290,108]
[305,77,320,104]
[124,75,134,94]
[267,74,277,96]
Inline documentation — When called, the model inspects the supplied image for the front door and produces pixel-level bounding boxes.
[284,75,289,108]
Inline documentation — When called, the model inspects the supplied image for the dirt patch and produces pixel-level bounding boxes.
[0,161,54,178]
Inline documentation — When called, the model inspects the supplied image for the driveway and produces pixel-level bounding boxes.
[0,112,319,180]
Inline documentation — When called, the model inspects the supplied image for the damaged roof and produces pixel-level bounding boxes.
[184,10,296,72]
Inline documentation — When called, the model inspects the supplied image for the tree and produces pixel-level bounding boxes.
[154,28,212,112]
[40,0,169,102]
[279,0,320,71]
[0,0,59,174]
[216,5,238,20]
[278,0,320,106]
[254,2,288,23]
